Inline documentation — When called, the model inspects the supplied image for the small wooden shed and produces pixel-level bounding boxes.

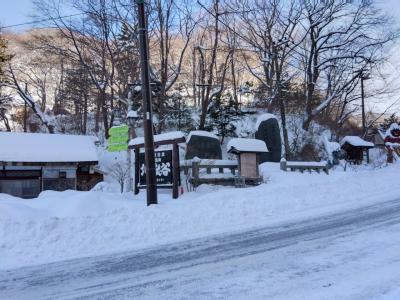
[227,138,268,184]
[340,136,374,164]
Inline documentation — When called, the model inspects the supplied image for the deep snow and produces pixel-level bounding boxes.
[1,162,399,270]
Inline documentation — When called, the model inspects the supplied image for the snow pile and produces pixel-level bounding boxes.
[227,138,268,153]
[340,136,374,148]
[1,163,400,270]
[186,130,219,143]
[254,113,278,129]
[0,132,99,162]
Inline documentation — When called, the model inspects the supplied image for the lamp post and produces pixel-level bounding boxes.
[136,0,157,205]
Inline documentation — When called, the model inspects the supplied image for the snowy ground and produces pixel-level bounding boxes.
[1,197,400,299]
[1,162,399,271]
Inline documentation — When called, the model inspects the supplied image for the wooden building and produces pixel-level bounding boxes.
[0,132,104,198]
[340,136,374,164]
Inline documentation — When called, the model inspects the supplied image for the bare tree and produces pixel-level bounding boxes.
[110,161,129,193]
[147,0,198,131]
[299,0,397,130]
[4,63,55,133]
[232,0,304,158]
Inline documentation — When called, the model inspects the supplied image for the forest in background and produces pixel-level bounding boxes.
[0,0,399,159]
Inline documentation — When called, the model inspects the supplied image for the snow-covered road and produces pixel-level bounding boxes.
[1,197,400,300]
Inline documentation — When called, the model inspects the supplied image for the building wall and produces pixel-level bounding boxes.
[0,164,103,198]
[42,166,77,192]
[0,169,42,199]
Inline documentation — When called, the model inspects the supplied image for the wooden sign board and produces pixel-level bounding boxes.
[139,150,173,186]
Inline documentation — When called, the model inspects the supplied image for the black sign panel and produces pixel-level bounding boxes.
[139,150,173,186]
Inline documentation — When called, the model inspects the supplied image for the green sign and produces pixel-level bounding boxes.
[108,125,129,152]
[109,125,129,135]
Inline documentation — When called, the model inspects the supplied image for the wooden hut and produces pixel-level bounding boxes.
[340,136,374,164]
[0,132,103,198]
[227,138,268,184]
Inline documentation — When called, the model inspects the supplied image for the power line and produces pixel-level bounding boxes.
[0,2,136,30]
[0,13,86,30]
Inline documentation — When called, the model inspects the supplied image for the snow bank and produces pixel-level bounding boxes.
[227,138,268,153]
[1,163,400,270]
[0,132,99,162]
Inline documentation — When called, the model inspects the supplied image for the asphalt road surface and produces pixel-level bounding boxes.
[1,198,400,300]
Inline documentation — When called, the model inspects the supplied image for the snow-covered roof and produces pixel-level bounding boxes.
[129,131,185,146]
[0,132,99,163]
[340,136,374,148]
[227,138,268,153]
[255,113,278,129]
[187,130,219,143]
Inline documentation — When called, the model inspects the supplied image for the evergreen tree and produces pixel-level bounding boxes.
[116,22,140,90]
[117,22,139,53]
[57,66,92,133]
[164,92,194,131]
[206,93,241,144]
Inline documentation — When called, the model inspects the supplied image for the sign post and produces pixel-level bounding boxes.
[131,136,185,199]
[139,150,173,186]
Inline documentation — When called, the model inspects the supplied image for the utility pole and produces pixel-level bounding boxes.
[136,0,158,205]
[361,74,366,137]
[360,71,370,163]
[24,83,28,132]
